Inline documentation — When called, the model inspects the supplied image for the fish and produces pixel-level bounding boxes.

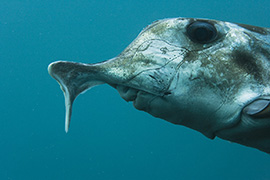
[48,17,270,153]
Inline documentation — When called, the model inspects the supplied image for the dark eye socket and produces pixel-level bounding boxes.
[187,21,217,44]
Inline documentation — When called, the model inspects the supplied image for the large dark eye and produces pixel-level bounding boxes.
[187,21,217,44]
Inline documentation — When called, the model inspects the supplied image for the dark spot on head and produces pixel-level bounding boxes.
[232,50,262,81]
[149,74,156,80]
[160,47,168,54]
[236,23,269,35]
[164,91,172,95]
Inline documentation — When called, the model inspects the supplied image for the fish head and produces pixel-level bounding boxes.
[48,18,270,152]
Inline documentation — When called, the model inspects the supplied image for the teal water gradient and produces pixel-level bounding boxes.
[1,0,270,179]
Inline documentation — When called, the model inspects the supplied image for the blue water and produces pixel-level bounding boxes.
[1,0,270,179]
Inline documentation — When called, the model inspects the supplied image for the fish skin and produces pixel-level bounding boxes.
[48,17,270,153]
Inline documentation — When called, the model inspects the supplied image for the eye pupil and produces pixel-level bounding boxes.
[194,27,211,41]
[187,21,217,44]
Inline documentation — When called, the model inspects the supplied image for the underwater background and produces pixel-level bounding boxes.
[1,0,270,179]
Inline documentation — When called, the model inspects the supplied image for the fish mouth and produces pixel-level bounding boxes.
[115,85,139,101]
[115,85,159,111]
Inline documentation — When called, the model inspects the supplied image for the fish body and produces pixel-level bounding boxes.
[48,18,270,153]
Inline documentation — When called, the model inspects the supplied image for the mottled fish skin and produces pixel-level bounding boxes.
[48,17,270,153]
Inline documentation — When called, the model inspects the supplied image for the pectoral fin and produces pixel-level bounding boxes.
[243,98,270,118]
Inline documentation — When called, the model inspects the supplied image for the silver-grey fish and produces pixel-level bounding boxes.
[48,17,270,153]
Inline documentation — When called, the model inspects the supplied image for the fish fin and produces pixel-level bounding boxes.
[243,97,270,118]
[48,61,103,132]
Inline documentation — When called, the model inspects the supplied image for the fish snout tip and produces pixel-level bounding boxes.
[47,61,62,77]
